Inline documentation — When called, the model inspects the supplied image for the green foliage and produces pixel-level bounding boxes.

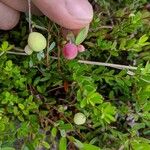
[0,0,150,149]
[0,41,14,52]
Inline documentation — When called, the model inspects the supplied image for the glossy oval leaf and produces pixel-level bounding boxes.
[75,25,89,45]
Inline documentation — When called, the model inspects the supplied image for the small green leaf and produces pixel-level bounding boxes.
[0,123,5,131]
[88,92,103,106]
[2,41,9,50]
[80,99,87,108]
[18,103,25,110]
[7,45,14,51]
[82,143,101,150]
[139,34,149,44]
[48,42,56,52]
[13,106,19,115]
[42,141,50,149]
[59,123,73,131]
[75,25,89,45]
[74,139,101,150]
[59,137,67,150]
[21,145,30,150]
[51,127,57,138]
[74,139,84,149]
[131,141,150,150]
[37,51,45,61]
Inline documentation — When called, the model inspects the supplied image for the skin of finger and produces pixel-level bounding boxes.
[0,0,93,31]
[0,2,20,30]
[1,0,42,15]
[32,0,93,29]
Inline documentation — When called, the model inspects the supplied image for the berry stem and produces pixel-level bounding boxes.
[28,0,32,33]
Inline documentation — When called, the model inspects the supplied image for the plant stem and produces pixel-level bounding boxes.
[50,56,138,70]
[78,60,137,70]
[28,0,32,32]
[7,51,27,55]
[90,26,113,32]
[13,47,24,52]
[46,22,51,67]
[32,24,48,31]
[57,46,61,71]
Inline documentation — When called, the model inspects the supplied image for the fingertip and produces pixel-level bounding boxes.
[65,0,93,28]
[1,0,42,15]
[0,2,20,30]
[32,0,93,30]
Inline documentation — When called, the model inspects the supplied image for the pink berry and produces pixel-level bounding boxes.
[62,43,78,60]
[77,45,85,52]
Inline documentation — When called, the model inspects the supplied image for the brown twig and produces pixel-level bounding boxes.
[47,86,64,93]
[46,21,51,67]
[57,45,61,71]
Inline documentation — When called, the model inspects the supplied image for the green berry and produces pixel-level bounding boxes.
[73,113,86,125]
[28,32,46,52]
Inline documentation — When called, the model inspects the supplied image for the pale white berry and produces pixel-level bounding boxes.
[74,113,86,125]
[28,32,47,52]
